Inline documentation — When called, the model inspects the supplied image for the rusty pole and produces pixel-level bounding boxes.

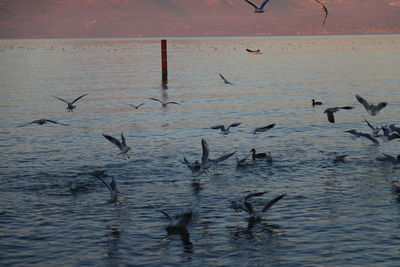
[161,39,168,86]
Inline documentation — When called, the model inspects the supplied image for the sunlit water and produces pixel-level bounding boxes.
[0,35,399,266]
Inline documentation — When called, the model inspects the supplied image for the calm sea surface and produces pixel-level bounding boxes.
[0,35,399,266]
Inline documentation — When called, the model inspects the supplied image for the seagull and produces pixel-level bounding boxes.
[266,152,273,163]
[313,0,328,27]
[253,123,275,134]
[332,152,348,163]
[96,176,118,203]
[355,94,387,116]
[381,126,400,142]
[250,148,267,160]
[246,49,260,53]
[363,117,381,136]
[149,98,180,107]
[236,155,250,168]
[218,73,234,85]
[201,138,236,172]
[312,99,323,107]
[345,130,379,144]
[230,191,269,212]
[180,158,203,177]
[102,132,131,160]
[243,0,271,13]
[17,119,69,127]
[211,122,241,136]
[55,93,88,112]
[127,103,145,109]
[243,193,286,229]
[324,106,354,123]
[160,210,193,233]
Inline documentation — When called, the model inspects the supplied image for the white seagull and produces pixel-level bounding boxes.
[102,132,131,160]
[345,130,379,144]
[355,94,387,116]
[244,193,286,229]
[218,73,234,85]
[324,106,354,123]
[149,98,180,107]
[96,176,118,203]
[243,0,271,13]
[230,191,269,212]
[55,93,88,112]
[17,119,69,127]
[211,122,241,136]
[253,123,275,134]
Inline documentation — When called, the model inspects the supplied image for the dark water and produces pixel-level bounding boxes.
[0,35,400,266]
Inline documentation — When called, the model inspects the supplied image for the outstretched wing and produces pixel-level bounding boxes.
[55,97,69,104]
[201,139,210,164]
[102,134,122,149]
[314,0,328,26]
[149,98,163,104]
[363,117,376,130]
[17,120,38,127]
[177,210,193,228]
[219,73,227,82]
[227,122,241,130]
[376,102,387,112]
[160,210,172,221]
[209,151,236,164]
[211,125,225,131]
[72,93,88,104]
[260,0,271,9]
[244,191,269,201]
[120,132,127,146]
[261,193,286,213]
[360,133,379,144]
[253,123,275,134]
[325,110,335,123]
[165,101,180,105]
[244,0,258,9]
[355,94,370,111]
[96,176,113,193]
[45,119,69,126]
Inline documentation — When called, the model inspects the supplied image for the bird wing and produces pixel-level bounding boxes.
[96,176,113,193]
[71,93,88,104]
[102,134,122,149]
[244,0,259,9]
[363,117,376,130]
[209,151,236,164]
[211,125,225,131]
[166,101,180,105]
[149,98,163,104]
[228,122,241,130]
[219,73,228,82]
[314,0,328,26]
[160,210,172,221]
[55,97,69,104]
[355,94,370,111]
[17,121,37,127]
[383,153,397,164]
[325,110,335,123]
[253,123,276,134]
[177,210,193,228]
[201,139,210,164]
[120,132,127,146]
[135,102,145,108]
[45,119,69,126]
[260,0,271,9]
[244,201,254,215]
[360,133,379,143]
[244,191,269,201]
[375,102,387,111]
[340,106,354,110]
[261,193,286,213]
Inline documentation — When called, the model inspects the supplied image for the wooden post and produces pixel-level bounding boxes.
[161,39,168,86]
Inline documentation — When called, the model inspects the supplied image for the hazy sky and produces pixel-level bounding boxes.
[0,0,399,38]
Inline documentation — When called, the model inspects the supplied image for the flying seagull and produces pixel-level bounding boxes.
[243,0,271,13]
[201,139,236,172]
[96,176,118,203]
[363,117,381,136]
[324,106,354,123]
[55,93,88,112]
[345,130,379,144]
[102,132,131,160]
[355,94,387,116]
[312,99,323,107]
[149,98,180,107]
[218,73,234,85]
[127,103,145,109]
[211,122,241,136]
[253,123,275,134]
[230,191,269,213]
[243,193,286,229]
[17,119,69,127]
[313,0,328,27]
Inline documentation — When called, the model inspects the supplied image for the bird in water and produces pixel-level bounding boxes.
[253,123,275,134]
[17,119,69,127]
[160,210,193,233]
[236,155,250,168]
[332,152,348,163]
[211,122,241,137]
[218,73,234,85]
[102,132,131,160]
[344,130,379,144]
[243,0,271,13]
[324,106,354,123]
[313,0,328,27]
[265,152,273,163]
[312,99,323,107]
[180,158,203,178]
[242,193,286,229]
[96,176,118,203]
[363,117,381,136]
[55,93,88,112]
[200,139,236,172]
[149,97,180,108]
[355,94,387,116]
[381,126,400,142]
[250,148,266,160]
